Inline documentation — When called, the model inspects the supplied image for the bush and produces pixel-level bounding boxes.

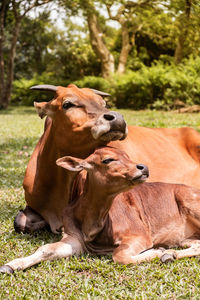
[74,76,111,92]
[112,57,200,109]
[74,76,115,107]
[11,56,200,110]
[12,73,70,106]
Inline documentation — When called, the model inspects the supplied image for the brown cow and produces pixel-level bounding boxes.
[15,83,200,234]
[2,146,200,274]
[14,84,127,234]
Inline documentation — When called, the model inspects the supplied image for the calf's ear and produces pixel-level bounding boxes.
[56,156,93,172]
[34,102,53,119]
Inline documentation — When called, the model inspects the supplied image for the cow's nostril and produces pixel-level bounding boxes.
[136,164,149,177]
[136,164,148,174]
[136,164,145,170]
[103,114,115,121]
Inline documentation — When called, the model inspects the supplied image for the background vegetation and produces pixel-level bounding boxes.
[1,107,200,298]
[1,0,200,109]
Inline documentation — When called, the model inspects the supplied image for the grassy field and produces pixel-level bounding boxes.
[1,106,200,299]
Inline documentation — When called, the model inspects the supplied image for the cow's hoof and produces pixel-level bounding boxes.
[160,253,175,264]
[158,247,165,252]
[0,265,14,274]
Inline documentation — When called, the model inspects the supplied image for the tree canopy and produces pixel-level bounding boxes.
[1,0,200,108]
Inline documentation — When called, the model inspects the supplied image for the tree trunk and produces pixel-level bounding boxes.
[0,0,7,108]
[3,20,20,107]
[174,0,191,64]
[0,0,51,109]
[117,21,131,74]
[85,7,115,78]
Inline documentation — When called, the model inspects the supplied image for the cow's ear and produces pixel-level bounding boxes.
[34,102,52,119]
[56,156,93,172]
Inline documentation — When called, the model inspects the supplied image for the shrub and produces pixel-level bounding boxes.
[113,57,200,109]
[11,56,200,110]
[74,76,115,107]
[12,73,69,106]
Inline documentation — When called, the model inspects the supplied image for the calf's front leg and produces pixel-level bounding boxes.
[0,235,83,274]
[161,239,200,263]
[113,235,163,264]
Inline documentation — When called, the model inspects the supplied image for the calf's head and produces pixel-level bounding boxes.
[56,147,149,195]
[32,84,127,154]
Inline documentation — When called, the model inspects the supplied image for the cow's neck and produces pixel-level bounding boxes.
[26,121,87,232]
[74,175,117,242]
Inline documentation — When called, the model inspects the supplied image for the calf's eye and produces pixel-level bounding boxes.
[62,102,75,110]
[102,158,115,164]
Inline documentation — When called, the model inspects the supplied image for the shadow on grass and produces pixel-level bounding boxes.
[0,201,24,222]
[0,136,38,188]
[0,106,36,115]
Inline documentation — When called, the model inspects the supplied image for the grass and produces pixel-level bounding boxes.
[1,106,200,299]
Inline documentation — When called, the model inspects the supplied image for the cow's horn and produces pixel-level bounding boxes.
[91,89,110,97]
[30,85,58,92]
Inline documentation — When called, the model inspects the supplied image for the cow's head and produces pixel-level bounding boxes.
[32,84,127,154]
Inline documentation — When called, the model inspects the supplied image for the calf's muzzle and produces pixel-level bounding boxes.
[129,164,149,184]
[136,164,149,176]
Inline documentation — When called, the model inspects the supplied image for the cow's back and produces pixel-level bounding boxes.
[111,126,200,188]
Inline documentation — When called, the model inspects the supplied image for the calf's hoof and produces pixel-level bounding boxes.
[160,253,176,264]
[0,265,14,274]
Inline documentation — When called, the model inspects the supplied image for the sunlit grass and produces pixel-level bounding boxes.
[1,106,200,298]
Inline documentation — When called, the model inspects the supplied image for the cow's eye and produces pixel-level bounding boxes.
[102,158,115,164]
[62,102,75,110]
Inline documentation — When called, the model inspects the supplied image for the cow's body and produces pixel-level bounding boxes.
[2,147,200,274]
[15,84,200,234]
[15,85,127,233]
[111,126,200,187]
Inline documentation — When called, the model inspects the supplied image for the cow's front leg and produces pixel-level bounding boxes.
[14,206,48,233]
[112,235,162,265]
[0,235,83,274]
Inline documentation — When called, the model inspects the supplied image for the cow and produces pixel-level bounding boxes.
[14,84,127,234]
[2,146,200,274]
[14,83,200,234]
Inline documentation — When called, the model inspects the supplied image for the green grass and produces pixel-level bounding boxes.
[1,106,200,299]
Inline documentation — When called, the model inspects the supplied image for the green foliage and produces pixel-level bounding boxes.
[12,56,200,109]
[12,73,69,106]
[66,56,200,110]
[74,75,111,91]
[113,57,200,109]
[7,1,200,109]
[15,12,56,79]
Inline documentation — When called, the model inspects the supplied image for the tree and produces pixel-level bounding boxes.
[82,0,156,76]
[15,12,57,79]
[169,0,200,64]
[0,0,51,109]
[174,0,192,64]
[62,0,167,77]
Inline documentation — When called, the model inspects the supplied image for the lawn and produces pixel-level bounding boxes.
[1,106,200,299]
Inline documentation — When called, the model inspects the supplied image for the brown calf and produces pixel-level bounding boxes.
[1,147,200,274]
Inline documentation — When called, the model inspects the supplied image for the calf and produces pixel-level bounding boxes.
[1,147,200,273]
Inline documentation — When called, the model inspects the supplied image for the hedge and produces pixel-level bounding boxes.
[11,56,200,110]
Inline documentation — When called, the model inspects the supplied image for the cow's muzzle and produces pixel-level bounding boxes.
[91,111,128,141]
